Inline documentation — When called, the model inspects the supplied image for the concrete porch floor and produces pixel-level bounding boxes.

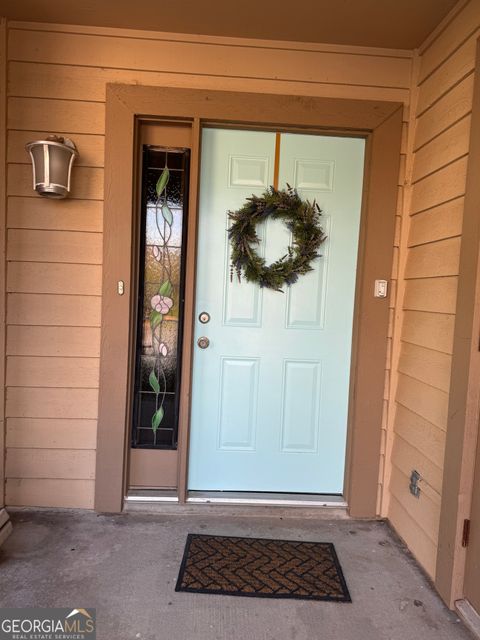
[0,508,474,640]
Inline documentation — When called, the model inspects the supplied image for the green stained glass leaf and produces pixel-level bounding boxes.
[150,310,163,330]
[161,203,173,226]
[156,168,169,197]
[149,369,160,394]
[158,280,172,297]
[152,406,164,433]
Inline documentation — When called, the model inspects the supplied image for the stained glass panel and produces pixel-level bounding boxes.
[131,147,190,449]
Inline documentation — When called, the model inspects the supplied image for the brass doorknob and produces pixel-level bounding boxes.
[197,336,210,349]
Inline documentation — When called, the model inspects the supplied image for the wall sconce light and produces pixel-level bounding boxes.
[25,136,78,199]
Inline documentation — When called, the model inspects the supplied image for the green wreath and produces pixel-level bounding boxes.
[228,185,327,292]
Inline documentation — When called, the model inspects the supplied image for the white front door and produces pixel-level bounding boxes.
[188,128,365,493]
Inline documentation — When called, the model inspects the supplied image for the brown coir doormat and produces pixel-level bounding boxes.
[175,534,351,602]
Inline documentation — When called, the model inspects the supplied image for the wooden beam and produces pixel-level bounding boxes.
[436,37,480,608]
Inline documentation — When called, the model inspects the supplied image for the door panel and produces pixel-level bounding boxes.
[217,356,259,450]
[280,360,322,453]
[188,128,365,493]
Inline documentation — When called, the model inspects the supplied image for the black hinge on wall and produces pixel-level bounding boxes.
[462,519,471,547]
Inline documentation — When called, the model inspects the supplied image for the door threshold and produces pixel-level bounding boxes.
[187,491,347,508]
[126,489,178,503]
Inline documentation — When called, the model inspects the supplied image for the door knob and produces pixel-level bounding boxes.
[197,336,210,349]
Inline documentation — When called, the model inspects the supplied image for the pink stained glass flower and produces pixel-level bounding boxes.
[150,294,173,315]
[152,245,162,262]
[159,342,168,357]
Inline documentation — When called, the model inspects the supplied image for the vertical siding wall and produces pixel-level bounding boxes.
[388,0,480,578]
[3,22,412,508]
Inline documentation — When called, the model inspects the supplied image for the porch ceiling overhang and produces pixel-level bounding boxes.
[1,0,458,49]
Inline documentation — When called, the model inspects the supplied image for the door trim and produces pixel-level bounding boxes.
[95,84,403,517]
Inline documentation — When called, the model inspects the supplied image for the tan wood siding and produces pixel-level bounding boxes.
[408,199,464,247]
[390,468,439,577]
[401,311,455,354]
[403,277,458,314]
[418,1,480,82]
[8,197,103,232]
[7,262,102,295]
[0,18,7,509]
[8,98,105,135]
[396,373,449,430]
[388,0,480,580]
[410,158,467,215]
[7,229,102,264]
[4,21,411,509]
[7,59,409,104]
[411,117,470,183]
[6,478,94,509]
[389,495,437,577]
[7,28,411,89]
[6,356,99,388]
[7,326,100,357]
[6,418,97,449]
[7,293,101,327]
[6,448,95,480]
[394,404,446,470]
[6,387,99,419]
[404,237,461,279]
[414,74,474,151]
[417,34,477,115]
[398,343,452,393]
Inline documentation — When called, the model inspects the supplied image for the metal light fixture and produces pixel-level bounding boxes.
[25,136,78,199]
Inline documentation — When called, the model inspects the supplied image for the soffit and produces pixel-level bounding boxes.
[1,0,458,49]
